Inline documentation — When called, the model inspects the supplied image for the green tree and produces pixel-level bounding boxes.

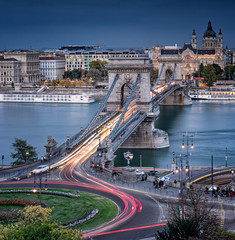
[11,138,38,165]
[202,64,217,87]
[193,63,204,78]
[150,67,159,87]
[86,68,101,84]
[0,206,81,240]
[155,186,235,240]
[89,60,108,79]
[224,64,235,80]
[212,63,223,79]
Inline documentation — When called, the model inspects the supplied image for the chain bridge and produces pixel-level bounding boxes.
[46,57,191,170]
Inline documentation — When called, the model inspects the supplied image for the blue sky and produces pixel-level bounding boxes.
[0,0,234,50]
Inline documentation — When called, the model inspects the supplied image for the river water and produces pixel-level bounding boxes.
[1,101,235,168]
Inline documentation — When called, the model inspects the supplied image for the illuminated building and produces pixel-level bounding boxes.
[153,20,224,80]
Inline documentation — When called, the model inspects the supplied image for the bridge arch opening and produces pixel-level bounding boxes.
[165,68,173,84]
[120,83,133,108]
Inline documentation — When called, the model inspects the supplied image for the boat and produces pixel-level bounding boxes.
[188,87,235,100]
[0,93,95,103]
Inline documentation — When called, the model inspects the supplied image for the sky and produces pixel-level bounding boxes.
[0,0,234,50]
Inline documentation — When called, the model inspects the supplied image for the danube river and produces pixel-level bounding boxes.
[1,101,235,168]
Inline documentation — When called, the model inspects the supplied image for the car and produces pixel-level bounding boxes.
[135,169,145,176]
[148,170,160,176]
[31,165,49,175]
[11,170,31,181]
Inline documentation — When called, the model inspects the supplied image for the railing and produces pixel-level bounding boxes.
[111,112,146,152]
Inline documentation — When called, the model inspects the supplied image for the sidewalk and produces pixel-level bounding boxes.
[84,161,235,205]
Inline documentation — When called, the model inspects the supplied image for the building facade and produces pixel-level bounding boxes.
[153,20,224,80]
[40,56,65,81]
[65,50,141,71]
[0,58,20,86]
[4,50,40,85]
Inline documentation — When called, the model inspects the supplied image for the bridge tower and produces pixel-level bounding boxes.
[106,58,169,150]
[158,55,182,85]
[106,58,152,113]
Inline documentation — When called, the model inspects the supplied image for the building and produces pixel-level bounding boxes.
[40,56,65,81]
[153,20,224,81]
[4,50,40,86]
[65,50,143,71]
[0,58,20,86]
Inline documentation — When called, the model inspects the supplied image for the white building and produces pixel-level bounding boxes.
[65,50,142,71]
[40,56,65,81]
[0,58,20,86]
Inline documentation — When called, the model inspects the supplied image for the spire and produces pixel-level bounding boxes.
[219,28,222,35]
[192,29,196,35]
[207,19,212,30]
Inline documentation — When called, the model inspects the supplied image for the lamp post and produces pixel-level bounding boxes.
[26,151,30,164]
[231,168,234,184]
[181,132,195,180]
[32,172,48,205]
[123,151,133,167]
[225,147,228,168]
[1,155,4,169]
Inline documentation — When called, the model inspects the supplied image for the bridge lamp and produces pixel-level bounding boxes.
[175,167,179,173]
[185,166,189,172]
[181,143,185,149]
[231,168,234,184]
[191,143,194,149]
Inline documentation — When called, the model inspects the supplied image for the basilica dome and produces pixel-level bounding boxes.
[203,20,216,38]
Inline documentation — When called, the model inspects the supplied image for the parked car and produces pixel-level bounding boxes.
[135,169,145,176]
[31,165,49,175]
[11,170,31,181]
[148,170,160,176]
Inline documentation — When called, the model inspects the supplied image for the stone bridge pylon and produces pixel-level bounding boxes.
[106,58,169,149]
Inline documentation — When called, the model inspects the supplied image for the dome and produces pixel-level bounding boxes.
[203,20,216,38]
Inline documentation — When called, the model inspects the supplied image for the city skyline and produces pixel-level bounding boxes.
[0,0,234,50]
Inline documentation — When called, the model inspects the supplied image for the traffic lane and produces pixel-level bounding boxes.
[89,190,165,240]
[92,223,166,240]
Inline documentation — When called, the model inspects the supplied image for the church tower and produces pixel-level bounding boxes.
[191,29,197,48]
[202,20,217,49]
[218,28,223,48]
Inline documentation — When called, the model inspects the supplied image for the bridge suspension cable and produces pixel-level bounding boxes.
[152,63,165,90]
[83,74,119,136]
[110,74,140,138]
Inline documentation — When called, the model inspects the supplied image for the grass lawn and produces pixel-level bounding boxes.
[0,188,118,230]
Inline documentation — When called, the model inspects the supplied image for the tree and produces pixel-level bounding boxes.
[193,63,204,78]
[0,206,81,240]
[86,69,101,84]
[89,60,108,79]
[202,64,217,87]
[11,138,38,165]
[155,186,235,240]
[212,63,223,80]
[63,70,82,80]
[150,67,159,87]
[224,64,235,80]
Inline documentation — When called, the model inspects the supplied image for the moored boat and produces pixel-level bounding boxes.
[0,93,95,103]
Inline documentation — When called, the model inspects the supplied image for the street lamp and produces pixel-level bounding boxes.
[225,147,228,168]
[231,168,234,184]
[1,155,4,169]
[32,172,48,205]
[123,151,133,167]
[26,151,30,164]
[181,132,195,179]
